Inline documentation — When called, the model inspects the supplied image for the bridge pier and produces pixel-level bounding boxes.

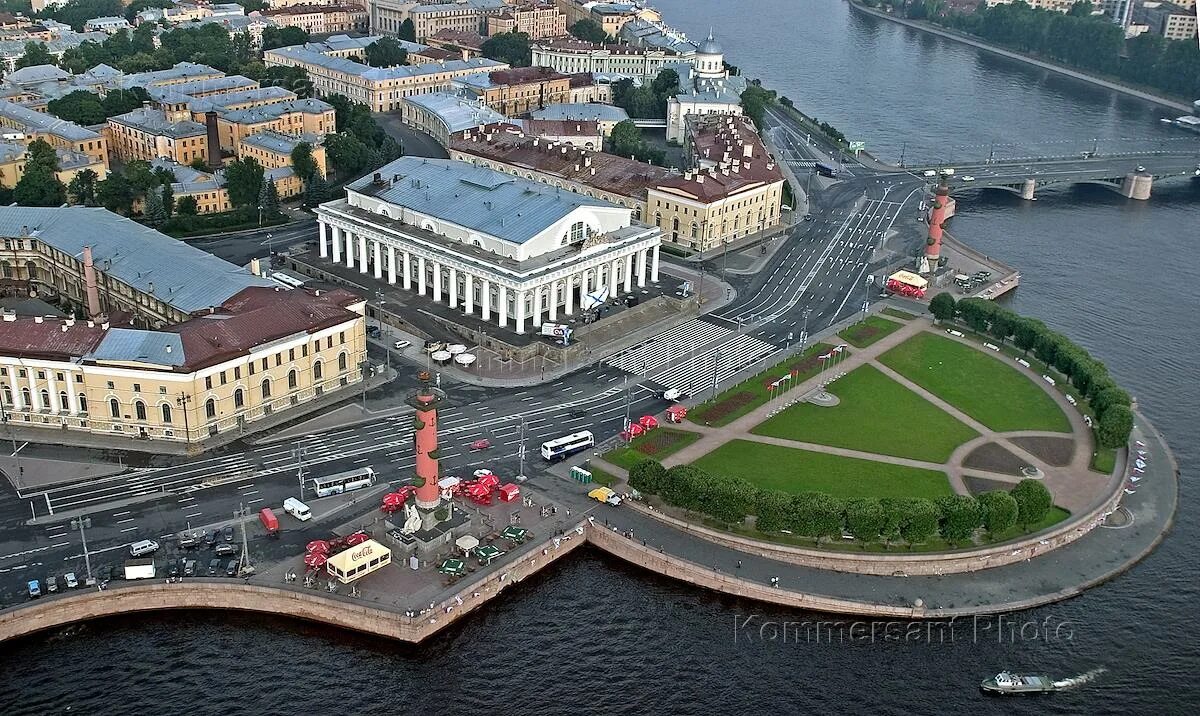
[1020,178,1037,201]
[1120,173,1153,200]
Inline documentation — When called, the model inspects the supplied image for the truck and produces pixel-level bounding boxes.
[587,486,622,506]
[124,559,156,580]
[259,507,280,536]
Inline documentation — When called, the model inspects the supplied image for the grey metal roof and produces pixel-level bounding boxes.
[4,65,70,86]
[89,328,186,367]
[0,98,100,142]
[530,103,630,123]
[109,107,207,138]
[268,45,504,82]
[117,62,223,90]
[218,97,332,124]
[411,0,504,13]
[344,157,618,245]
[0,207,273,315]
[186,85,294,112]
[402,91,510,133]
[240,130,312,154]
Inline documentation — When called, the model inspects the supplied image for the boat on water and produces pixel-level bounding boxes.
[980,671,1058,695]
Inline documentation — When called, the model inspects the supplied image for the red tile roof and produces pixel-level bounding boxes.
[166,286,361,371]
[487,66,568,86]
[521,118,601,137]
[0,317,109,361]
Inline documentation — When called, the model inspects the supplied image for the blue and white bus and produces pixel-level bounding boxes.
[541,431,595,461]
[815,162,837,178]
[310,467,376,498]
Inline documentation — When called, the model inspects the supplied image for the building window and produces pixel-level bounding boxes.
[313,361,323,380]
[134,401,146,421]
[261,379,272,399]
[234,367,241,380]
[288,369,298,389]
[39,389,49,408]
[205,398,216,419]
[275,354,282,367]
[1,384,9,405]
[338,352,348,372]
[132,383,140,393]
[289,348,295,361]
[161,404,172,423]
[220,371,227,385]
[205,376,212,390]
[249,362,256,376]
[234,389,244,408]
[59,391,68,410]
[109,398,120,418]
[79,394,87,413]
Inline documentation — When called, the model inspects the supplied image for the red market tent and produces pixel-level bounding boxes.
[628,423,645,437]
[638,415,658,429]
[303,552,327,568]
[498,483,520,502]
[665,405,687,423]
[345,532,370,546]
[306,540,330,554]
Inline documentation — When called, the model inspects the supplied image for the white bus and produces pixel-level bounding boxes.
[309,467,376,498]
[541,431,595,461]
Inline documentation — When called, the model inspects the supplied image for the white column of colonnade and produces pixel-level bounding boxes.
[387,246,396,285]
[448,268,458,309]
[372,241,382,280]
[330,225,341,262]
[319,222,328,258]
[358,235,368,274]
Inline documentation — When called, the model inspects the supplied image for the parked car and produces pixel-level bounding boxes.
[207,559,221,576]
[1136,165,1146,172]
[27,580,41,599]
[97,565,113,582]
[961,175,975,182]
[178,533,201,550]
[393,340,410,350]
[222,526,235,543]
[204,530,220,547]
[215,543,238,557]
[366,325,381,337]
[166,559,180,578]
[183,559,197,577]
[45,575,59,593]
[225,560,239,577]
[64,572,79,589]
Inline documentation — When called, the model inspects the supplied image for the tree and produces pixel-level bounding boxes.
[96,173,135,214]
[609,120,643,159]
[628,458,666,494]
[1066,1,1093,16]
[936,494,981,543]
[303,173,331,207]
[928,292,956,322]
[189,157,210,171]
[67,168,99,205]
[1096,404,1133,449]
[290,141,320,182]
[142,188,167,226]
[1012,316,1043,355]
[176,195,199,216]
[41,0,124,31]
[365,37,407,68]
[976,490,1018,534]
[878,498,905,546]
[399,18,417,42]
[704,473,756,524]
[959,296,991,333]
[261,26,309,51]
[843,499,885,544]
[223,157,264,208]
[651,68,680,97]
[1090,386,1131,418]
[898,498,939,544]
[754,490,794,533]
[13,140,66,207]
[47,91,105,125]
[569,18,608,43]
[258,178,279,217]
[1009,479,1052,527]
[790,492,843,543]
[739,84,777,129]
[481,31,531,67]
[16,41,56,70]
[988,309,1015,343]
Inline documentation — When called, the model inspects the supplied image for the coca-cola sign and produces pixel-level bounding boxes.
[350,544,373,562]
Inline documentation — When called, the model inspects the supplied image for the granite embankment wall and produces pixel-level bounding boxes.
[0,530,587,645]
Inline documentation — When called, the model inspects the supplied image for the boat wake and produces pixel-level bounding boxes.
[1052,667,1107,689]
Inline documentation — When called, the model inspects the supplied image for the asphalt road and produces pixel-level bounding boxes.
[0,112,944,605]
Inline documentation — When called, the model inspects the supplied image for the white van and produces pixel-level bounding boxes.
[283,497,312,522]
[939,168,955,176]
[129,539,159,557]
[922,170,937,178]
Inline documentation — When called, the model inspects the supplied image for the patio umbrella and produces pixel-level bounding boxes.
[345,532,370,546]
[382,492,407,510]
[639,415,658,429]
[628,423,644,437]
[306,539,330,554]
[304,552,327,568]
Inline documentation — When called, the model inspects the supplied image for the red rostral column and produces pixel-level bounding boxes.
[925,179,950,264]
[407,372,443,510]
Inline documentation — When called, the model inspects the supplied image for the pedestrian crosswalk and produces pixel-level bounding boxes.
[605,318,778,393]
[605,319,729,376]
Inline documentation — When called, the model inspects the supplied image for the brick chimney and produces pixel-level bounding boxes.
[82,245,103,320]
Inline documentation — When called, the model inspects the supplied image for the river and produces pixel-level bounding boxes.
[2,2,1197,713]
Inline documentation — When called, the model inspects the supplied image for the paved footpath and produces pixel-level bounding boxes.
[554,407,1174,614]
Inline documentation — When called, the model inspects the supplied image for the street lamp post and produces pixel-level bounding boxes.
[801,308,811,351]
[710,350,722,401]
[258,205,263,227]
[293,444,307,499]
[176,392,192,446]
[265,233,275,267]
[71,514,93,584]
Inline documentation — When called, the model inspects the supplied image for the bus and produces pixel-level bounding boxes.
[309,467,376,498]
[541,431,595,461]
[815,162,837,178]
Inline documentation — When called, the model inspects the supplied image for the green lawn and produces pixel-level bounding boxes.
[587,465,619,487]
[838,315,903,349]
[879,331,1071,433]
[603,428,702,470]
[1090,447,1117,475]
[690,343,832,427]
[751,364,978,462]
[691,440,954,500]
[882,307,917,321]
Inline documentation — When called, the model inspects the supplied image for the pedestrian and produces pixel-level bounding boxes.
[642,539,646,546]
[737,560,742,569]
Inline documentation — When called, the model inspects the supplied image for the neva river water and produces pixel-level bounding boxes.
[2,2,1198,713]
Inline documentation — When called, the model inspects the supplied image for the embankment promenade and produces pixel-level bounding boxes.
[848,0,1194,114]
